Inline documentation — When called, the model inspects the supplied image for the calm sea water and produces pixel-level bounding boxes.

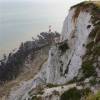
[0,1,67,58]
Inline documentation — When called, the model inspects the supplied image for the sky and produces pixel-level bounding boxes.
[0,0,87,58]
[0,0,86,4]
[0,0,87,2]
[0,0,87,14]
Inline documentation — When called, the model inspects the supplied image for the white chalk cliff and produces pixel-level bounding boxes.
[7,1,100,100]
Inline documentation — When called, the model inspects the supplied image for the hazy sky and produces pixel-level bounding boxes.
[0,0,82,2]
[0,0,87,12]
[0,0,87,14]
[0,0,87,57]
[0,0,86,4]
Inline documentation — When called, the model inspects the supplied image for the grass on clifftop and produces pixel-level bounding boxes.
[71,1,100,23]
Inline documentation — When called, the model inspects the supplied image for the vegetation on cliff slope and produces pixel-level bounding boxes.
[71,1,100,81]
[60,87,91,100]
[0,32,60,84]
[86,91,100,100]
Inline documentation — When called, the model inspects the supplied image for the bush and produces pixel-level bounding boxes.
[58,42,69,53]
[86,41,94,49]
[82,60,96,78]
[89,78,97,86]
[60,88,91,100]
[60,88,81,100]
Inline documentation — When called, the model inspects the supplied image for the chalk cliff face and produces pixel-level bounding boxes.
[7,1,100,100]
[46,9,93,84]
